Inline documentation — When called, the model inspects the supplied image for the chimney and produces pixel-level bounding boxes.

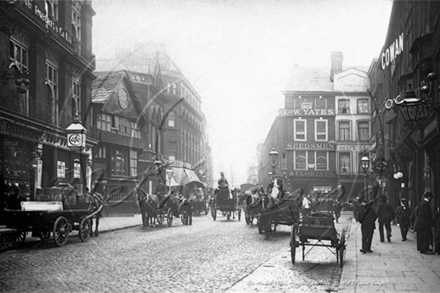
[330,51,343,82]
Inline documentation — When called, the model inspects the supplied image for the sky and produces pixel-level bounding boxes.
[92,0,393,186]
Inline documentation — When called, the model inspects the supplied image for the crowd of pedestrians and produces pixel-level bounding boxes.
[355,190,440,255]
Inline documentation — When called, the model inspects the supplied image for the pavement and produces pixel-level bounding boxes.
[97,214,142,233]
[339,211,440,293]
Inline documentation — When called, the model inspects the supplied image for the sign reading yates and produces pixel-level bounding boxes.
[286,142,336,150]
[279,109,335,116]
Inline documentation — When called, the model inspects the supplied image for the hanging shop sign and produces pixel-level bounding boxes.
[381,32,404,70]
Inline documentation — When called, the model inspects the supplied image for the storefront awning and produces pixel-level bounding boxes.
[168,167,204,189]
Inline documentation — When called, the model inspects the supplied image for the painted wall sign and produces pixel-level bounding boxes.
[22,0,73,44]
[289,170,336,178]
[279,109,335,116]
[381,32,404,70]
[286,142,336,150]
[337,144,371,152]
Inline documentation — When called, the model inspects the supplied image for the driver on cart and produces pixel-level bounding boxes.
[217,172,232,200]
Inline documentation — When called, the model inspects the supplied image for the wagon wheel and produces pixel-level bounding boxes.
[237,209,241,221]
[39,231,51,241]
[79,217,91,242]
[181,211,188,225]
[16,230,26,244]
[167,208,173,227]
[290,224,297,264]
[205,202,209,215]
[53,216,69,247]
[339,229,347,268]
[211,202,217,221]
[245,212,250,225]
[156,212,165,225]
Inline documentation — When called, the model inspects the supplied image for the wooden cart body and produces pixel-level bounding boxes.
[0,201,102,247]
[211,187,241,221]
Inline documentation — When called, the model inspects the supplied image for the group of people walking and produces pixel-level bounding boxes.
[357,190,440,255]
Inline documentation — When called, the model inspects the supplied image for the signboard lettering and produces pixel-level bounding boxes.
[289,170,336,178]
[381,32,404,70]
[286,143,336,150]
[279,108,335,116]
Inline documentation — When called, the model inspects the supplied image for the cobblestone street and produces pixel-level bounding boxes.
[0,212,349,293]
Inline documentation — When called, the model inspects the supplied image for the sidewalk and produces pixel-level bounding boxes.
[98,214,142,233]
[339,212,440,293]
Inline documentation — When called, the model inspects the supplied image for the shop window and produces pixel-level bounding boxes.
[112,148,127,176]
[339,121,351,141]
[338,99,350,114]
[294,119,306,141]
[130,150,138,177]
[339,153,350,174]
[294,151,307,170]
[357,99,369,114]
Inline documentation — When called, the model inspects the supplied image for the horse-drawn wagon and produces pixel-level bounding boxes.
[211,187,241,221]
[0,188,103,247]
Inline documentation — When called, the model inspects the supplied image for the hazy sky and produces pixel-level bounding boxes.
[92,0,393,186]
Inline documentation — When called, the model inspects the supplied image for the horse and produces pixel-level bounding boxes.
[136,188,160,230]
[87,191,105,236]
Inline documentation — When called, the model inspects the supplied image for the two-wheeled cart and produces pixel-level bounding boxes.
[211,187,240,221]
[290,212,347,267]
[0,201,103,247]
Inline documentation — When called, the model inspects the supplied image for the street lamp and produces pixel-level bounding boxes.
[166,168,174,195]
[361,153,370,200]
[66,112,87,193]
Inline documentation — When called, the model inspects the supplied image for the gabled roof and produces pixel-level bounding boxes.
[92,71,125,103]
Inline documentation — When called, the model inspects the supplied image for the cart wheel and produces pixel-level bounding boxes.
[339,229,347,268]
[167,208,173,227]
[156,213,165,225]
[205,203,209,215]
[39,231,51,241]
[257,216,263,234]
[181,212,188,225]
[245,213,250,225]
[290,224,296,264]
[211,203,217,221]
[238,209,241,221]
[79,218,91,242]
[53,216,69,247]
[16,230,26,244]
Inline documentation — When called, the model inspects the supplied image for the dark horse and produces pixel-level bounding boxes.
[136,187,160,230]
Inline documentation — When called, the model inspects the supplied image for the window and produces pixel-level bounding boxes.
[168,111,176,127]
[316,151,328,171]
[315,119,327,141]
[168,142,177,161]
[45,0,58,21]
[358,121,370,141]
[112,148,127,176]
[339,153,350,174]
[315,98,326,109]
[172,83,177,95]
[294,151,307,170]
[339,121,351,141]
[72,80,81,116]
[357,99,369,113]
[96,146,106,159]
[10,39,28,73]
[72,0,81,42]
[166,81,171,93]
[97,113,112,131]
[130,122,140,138]
[294,119,306,141]
[130,150,138,177]
[338,99,350,114]
[46,63,59,125]
[117,117,130,135]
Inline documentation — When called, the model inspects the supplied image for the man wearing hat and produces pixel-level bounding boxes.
[415,191,435,254]
[357,198,378,253]
[395,198,411,241]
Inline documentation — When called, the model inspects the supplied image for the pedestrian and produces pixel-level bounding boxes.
[414,191,435,254]
[376,195,396,242]
[217,172,229,188]
[395,198,411,241]
[302,195,311,217]
[357,198,378,253]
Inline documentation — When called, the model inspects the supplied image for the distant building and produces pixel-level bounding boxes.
[259,52,371,198]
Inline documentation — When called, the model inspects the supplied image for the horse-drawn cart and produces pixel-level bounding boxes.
[0,201,103,247]
[211,187,241,221]
[290,212,347,267]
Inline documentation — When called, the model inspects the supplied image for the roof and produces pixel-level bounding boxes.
[284,66,333,92]
[91,71,126,103]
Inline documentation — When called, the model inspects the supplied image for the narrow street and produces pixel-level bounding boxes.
[0,212,350,293]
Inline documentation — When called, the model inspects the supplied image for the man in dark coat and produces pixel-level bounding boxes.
[267,174,284,200]
[377,195,396,242]
[357,199,378,253]
[415,191,435,254]
[395,198,411,241]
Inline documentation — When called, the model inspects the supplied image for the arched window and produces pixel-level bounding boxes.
[168,111,176,127]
